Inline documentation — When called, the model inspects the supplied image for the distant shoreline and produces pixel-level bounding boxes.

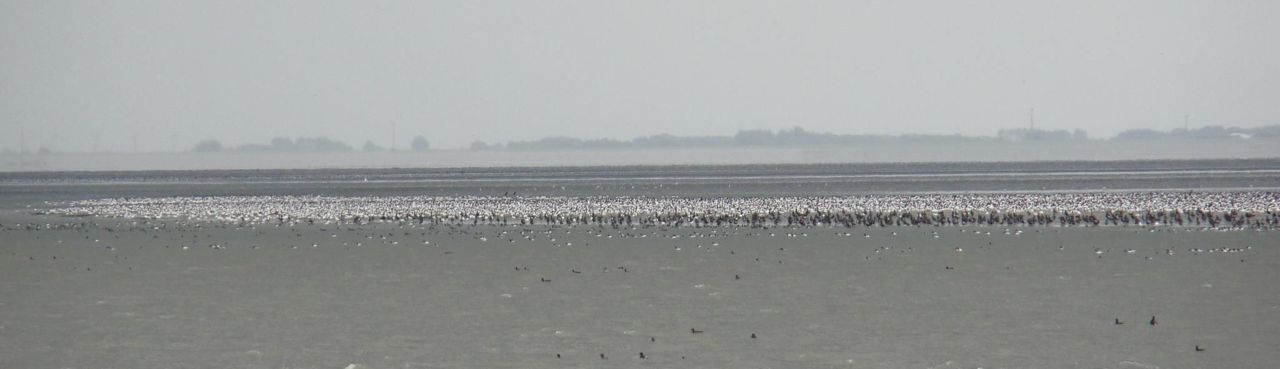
[2,157,1279,179]
[2,138,1278,172]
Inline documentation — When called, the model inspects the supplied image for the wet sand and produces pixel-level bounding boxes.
[2,215,1277,369]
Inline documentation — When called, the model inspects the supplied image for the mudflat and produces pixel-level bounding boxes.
[2,215,1276,369]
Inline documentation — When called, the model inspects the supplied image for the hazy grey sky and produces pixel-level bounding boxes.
[2,1,1278,151]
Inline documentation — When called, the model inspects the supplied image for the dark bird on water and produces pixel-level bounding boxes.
[1195,345,1205,352]
[1150,316,1158,326]
[541,278,551,282]
[600,353,606,359]
[1115,318,1124,325]
[691,328,704,334]
[639,352,646,359]
[751,333,757,339]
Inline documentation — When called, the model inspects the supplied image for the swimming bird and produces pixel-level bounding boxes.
[751,333,757,339]
[1149,316,1158,326]
[639,352,646,359]
[691,328,704,334]
[1115,318,1124,325]
[1195,345,1205,352]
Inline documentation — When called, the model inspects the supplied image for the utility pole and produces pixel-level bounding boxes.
[1029,108,1036,130]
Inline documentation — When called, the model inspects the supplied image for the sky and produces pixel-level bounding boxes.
[2,0,1278,151]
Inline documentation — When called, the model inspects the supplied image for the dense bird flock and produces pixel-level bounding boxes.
[44,192,1280,228]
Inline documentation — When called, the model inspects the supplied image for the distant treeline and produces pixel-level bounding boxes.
[469,125,1279,151]
[186,125,1278,153]
[474,127,998,151]
[1113,125,1280,140]
[193,136,430,153]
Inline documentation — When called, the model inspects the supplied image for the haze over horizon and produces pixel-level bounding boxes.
[3,1,1279,152]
